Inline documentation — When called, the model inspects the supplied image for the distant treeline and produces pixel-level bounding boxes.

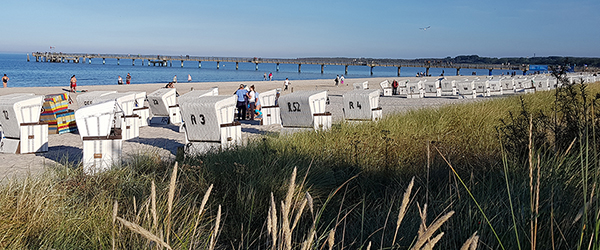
[300,55,600,67]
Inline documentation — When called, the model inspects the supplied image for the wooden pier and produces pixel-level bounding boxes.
[29,52,530,76]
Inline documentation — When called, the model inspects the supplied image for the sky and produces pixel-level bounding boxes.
[1,0,599,59]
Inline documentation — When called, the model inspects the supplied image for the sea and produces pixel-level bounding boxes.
[0,53,523,88]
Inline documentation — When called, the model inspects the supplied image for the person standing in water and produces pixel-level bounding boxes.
[126,73,131,84]
[188,74,192,82]
[2,74,9,88]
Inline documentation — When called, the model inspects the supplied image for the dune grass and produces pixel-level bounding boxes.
[1,81,599,249]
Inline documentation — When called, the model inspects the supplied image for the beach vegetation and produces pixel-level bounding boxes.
[0,76,600,249]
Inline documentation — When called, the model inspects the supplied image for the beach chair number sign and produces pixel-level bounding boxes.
[153,99,159,105]
[287,102,301,112]
[3,110,8,120]
[83,101,93,105]
[348,101,362,110]
[190,114,206,125]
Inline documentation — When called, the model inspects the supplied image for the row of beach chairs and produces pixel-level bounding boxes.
[377,73,598,99]
[0,86,384,174]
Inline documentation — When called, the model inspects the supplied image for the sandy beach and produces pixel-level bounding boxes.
[0,75,484,180]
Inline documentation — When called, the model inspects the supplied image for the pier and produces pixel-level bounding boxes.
[30,52,530,76]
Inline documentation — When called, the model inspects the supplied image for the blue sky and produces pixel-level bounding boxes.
[1,0,599,58]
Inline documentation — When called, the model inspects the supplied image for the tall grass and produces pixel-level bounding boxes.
[0,80,599,249]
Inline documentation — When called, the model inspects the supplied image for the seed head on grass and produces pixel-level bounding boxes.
[291,194,308,232]
[190,184,213,250]
[393,176,415,246]
[116,217,172,250]
[112,200,118,250]
[411,208,454,250]
[268,192,278,249]
[151,180,157,233]
[460,232,479,250]
[209,205,222,250]
[282,167,297,250]
[166,162,178,245]
[327,229,335,250]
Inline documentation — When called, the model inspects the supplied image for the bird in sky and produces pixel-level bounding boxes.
[419,26,431,31]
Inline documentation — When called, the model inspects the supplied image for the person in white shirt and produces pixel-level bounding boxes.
[284,78,290,91]
[248,85,257,120]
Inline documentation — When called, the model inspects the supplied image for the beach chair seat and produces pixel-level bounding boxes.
[258,89,281,126]
[343,89,382,122]
[0,94,48,154]
[487,79,503,96]
[279,90,330,134]
[456,81,475,98]
[148,88,181,125]
[440,79,455,96]
[75,100,122,174]
[379,80,392,96]
[422,80,439,97]
[353,81,368,90]
[180,95,241,155]
[406,81,422,98]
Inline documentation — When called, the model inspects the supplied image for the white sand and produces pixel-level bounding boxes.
[0,75,485,180]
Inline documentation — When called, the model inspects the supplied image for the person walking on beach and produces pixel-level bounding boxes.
[234,84,249,120]
[2,74,9,88]
[126,73,131,84]
[173,75,177,83]
[340,75,345,85]
[187,74,192,82]
[118,75,123,85]
[264,73,267,81]
[70,75,77,92]
[268,72,273,81]
[284,78,290,91]
[334,75,339,86]
[392,80,399,95]
[248,85,257,120]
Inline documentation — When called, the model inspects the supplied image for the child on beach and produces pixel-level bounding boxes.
[118,75,123,85]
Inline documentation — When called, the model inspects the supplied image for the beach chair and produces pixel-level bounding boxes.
[456,80,475,98]
[422,80,439,97]
[487,79,503,96]
[439,79,455,96]
[379,80,392,96]
[41,93,77,134]
[179,95,241,155]
[342,89,382,122]
[127,91,150,127]
[148,88,181,125]
[0,93,48,154]
[474,81,486,97]
[406,80,422,98]
[397,80,408,96]
[353,81,369,90]
[279,90,331,134]
[502,77,515,93]
[258,89,281,126]
[75,100,122,174]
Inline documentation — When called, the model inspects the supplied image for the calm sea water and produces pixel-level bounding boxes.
[0,53,523,88]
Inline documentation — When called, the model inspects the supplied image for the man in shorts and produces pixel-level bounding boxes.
[70,75,77,92]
